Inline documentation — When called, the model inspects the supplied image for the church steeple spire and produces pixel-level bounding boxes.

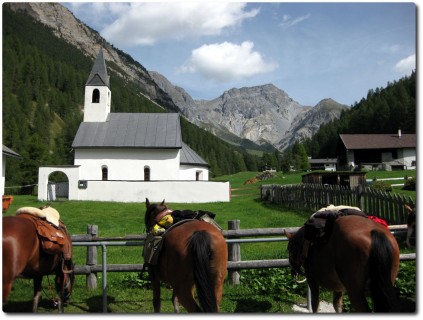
[86,47,110,87]
[83,46,111,122]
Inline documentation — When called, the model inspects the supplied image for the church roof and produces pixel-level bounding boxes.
[2,145,22,159]
[72,113,182,149]
[86,47,110,87]
[180,143,209,167]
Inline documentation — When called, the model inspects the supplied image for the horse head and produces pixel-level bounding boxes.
[145,198,167,233]
[55,257,75,306]
[285,228,307,283]
[405,204,416,248]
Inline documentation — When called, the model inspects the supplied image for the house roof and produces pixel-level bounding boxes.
[309,158,337,164]
[2,145,22,159]
[72,113,182,149]
[340,133,416,150]
[180,143,209,167]
[86,47,110,87]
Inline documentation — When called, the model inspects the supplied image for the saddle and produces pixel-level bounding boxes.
[16,207,72,260]
[304,205,368,243]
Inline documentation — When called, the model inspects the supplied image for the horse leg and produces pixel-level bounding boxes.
[308,281,320,313]
[2,272,14,302]
[151,276,162,313]
[32,277,43,313]
[172,291,180,313]
[347,291,371,312]
[173,286,201,312]
[332,291,343,313]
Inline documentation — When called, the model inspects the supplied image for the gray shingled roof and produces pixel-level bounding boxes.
[2,145,22,159]
[340,134,416,150]
[72,113,182,148]
[180,143,209,167]
[86,47,110,87]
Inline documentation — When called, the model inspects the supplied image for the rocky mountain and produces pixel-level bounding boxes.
[10,2,348,152]
[150,71,348,150]
[276,98,348,150]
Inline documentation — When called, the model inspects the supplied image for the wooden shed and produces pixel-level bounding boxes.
[302,171,367,189]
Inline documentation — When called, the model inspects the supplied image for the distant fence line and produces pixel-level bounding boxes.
[261,183,414,225]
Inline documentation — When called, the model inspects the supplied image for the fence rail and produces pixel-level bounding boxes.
[68,222,414,313]
[261,183,415,225]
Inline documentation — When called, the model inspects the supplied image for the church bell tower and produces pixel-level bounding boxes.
[83,47,111,122]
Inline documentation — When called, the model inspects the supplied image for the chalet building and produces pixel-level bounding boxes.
[38,48,230,203]
[308,158,337,171]
[338,130,416,171]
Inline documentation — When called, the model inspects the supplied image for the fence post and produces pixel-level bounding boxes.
[356,185,363,209]
[227,220,241,285]
[86,224,98,289]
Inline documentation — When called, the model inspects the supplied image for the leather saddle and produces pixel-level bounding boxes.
[16,208,72,260]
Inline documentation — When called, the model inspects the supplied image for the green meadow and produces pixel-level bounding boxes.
[2,170,416,313]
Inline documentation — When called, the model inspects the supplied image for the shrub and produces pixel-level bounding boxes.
[370,180,392,192]
[402,177,416,191]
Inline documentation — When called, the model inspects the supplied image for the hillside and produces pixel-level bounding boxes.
[2,4,260,188]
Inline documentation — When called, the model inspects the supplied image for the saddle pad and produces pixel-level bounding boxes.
[16,206,60,227]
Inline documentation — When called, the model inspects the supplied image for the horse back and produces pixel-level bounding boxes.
[3,216,41,277]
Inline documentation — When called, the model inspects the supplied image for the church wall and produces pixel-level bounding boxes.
[179,164,209,181]
[74,148,180,181]
[75,180,230,203]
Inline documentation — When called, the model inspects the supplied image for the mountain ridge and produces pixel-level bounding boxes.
[150,71,348,150]
[10,2,348,152]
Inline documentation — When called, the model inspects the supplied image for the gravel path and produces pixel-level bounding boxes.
[292,301,336,313]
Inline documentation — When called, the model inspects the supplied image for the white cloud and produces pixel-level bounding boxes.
[280,14,311,28]
[394,54,416,73]
[100,2,259,46]
[180,41,278,82]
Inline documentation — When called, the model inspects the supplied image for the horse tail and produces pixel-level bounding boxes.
[368,230,398,312]
[188,230,217,312]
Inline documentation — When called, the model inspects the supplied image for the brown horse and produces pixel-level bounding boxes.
[144,199,227,312]
[286,214,400,313]
[405,204,416,248]
[2,208,74,313]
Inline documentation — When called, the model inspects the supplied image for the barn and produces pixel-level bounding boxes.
[38,48,230,203]
[338,131,416,171]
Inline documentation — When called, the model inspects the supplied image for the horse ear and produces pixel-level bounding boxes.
[160,199,165,206]
[146,198,150,208]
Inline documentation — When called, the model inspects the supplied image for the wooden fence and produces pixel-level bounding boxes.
[261,183,415,225]
[72,222,412,288]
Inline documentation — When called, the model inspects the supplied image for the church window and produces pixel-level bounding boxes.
[144,166,150,181]
[92,89,100,103]
[102,166,108,181]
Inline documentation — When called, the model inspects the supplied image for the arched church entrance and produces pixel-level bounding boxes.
[47,171,69,201]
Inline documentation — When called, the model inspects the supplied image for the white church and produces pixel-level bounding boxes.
[38,48,230,203]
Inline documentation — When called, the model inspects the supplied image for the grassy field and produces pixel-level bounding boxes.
[2,170,416,313]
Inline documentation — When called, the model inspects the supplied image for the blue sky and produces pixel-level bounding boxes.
[63,2,416,107]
